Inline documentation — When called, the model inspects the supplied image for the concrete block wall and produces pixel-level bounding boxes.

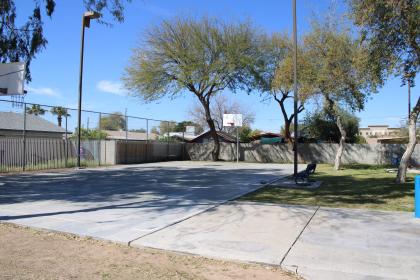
[185,143,420,166]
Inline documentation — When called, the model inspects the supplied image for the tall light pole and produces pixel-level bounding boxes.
[292,0,298,177]
[77,11,100,168]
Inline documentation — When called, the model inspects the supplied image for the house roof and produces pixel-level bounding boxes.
[104,130,159,141]
[249,132,281,141]
[167,132,196,141]
[0,111,67,134]
[190,130,237,143]
[367,125,389,127]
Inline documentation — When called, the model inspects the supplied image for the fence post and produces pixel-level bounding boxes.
[146,119,149,162]
[182,130,185,161]
[65,114,68,167]
[125,109,128,164]
[415,175,420,218]
[22,103,27,171]
[98,112,102,166]
[166,121,169,160]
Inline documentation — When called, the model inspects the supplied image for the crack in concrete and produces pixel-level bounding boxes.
[279,205,320,266]
[127,176,286,246]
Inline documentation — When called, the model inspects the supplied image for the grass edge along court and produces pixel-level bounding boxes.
[241,164,416,212]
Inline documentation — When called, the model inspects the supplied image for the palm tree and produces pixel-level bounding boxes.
[50,106,70,127]
[26,104,46,116]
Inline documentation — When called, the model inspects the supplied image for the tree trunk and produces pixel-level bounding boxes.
[396,98,419,183]
[203,102,220,161]
[284,119,292,143]
[334,115,346,171]
[58,116,62,127]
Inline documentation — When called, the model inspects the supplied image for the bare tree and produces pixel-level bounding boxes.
[189,94,255,133]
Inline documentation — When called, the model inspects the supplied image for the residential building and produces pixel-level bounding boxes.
[0,111,69,139]
[189,130,238,143]
[249,132,285,144]
[358,125,402,144]
[359,125,401,138]
[103,130,159,141]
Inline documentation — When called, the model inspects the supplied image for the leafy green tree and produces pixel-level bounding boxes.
[71,127,107,140]
[25,104,45,116]
[348,0,420,182]
[301,110,361,144]
[150,127,159,135]
[238,126,262,143]
[123,17,261,161]
[100,112,126,131]
[159,121,177,135]
[348,0,419,84]
[174,121,203,134]
[50,106,70,127]
[268,34,314,143]
[1,0,130,81]
[302,21,379,170]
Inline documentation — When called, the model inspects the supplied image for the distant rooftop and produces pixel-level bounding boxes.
[104,130,158,141]
[0,111,67,134]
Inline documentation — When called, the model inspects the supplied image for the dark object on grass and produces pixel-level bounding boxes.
[295,163,317,185]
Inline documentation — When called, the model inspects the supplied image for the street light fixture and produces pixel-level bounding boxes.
[77,11,100,168]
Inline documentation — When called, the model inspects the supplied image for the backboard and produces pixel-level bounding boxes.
[0,62,26,107]
[0,62,26,96]
[185,126,195,135]
[223,114,243,127]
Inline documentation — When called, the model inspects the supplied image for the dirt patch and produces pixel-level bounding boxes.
[0,223,299,280]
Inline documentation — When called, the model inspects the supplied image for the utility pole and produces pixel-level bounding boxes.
[292,0,298,177]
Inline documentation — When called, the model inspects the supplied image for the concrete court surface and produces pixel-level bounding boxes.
[0,161,295,243]
[282,207,420,280]
[132,203,420,280]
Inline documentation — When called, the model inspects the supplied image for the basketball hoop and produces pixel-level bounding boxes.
[0,62,26,108]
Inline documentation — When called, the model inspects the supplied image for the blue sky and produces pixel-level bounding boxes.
[10,0,419,132]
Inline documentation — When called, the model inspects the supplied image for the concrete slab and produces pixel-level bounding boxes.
[282,207,420,280]
[0,161,296,243]
[132,202,317,264]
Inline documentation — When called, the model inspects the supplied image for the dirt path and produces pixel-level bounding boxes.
[0,223,299,280]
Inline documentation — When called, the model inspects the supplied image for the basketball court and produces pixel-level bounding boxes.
[0,161,295,243]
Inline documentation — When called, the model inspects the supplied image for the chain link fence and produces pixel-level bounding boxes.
[0,99,187,173]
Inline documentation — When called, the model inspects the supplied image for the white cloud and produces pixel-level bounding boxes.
[96,80,127,96]
[27,86,60,97]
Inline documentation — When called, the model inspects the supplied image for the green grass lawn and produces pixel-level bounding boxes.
[241,164,417,212]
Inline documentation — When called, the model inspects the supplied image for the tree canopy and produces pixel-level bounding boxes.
[302,109,361,144]
[1,0,130,81]
[302,20,379,170]
[267,33,314,142]
[100,112,126,131]
[50,106,70,127]
[348,0,419,84]
[26,104,45,116]
[123,16,261,160]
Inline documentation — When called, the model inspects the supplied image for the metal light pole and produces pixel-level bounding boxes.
[292,0,298,177]
[77,11,100,168]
